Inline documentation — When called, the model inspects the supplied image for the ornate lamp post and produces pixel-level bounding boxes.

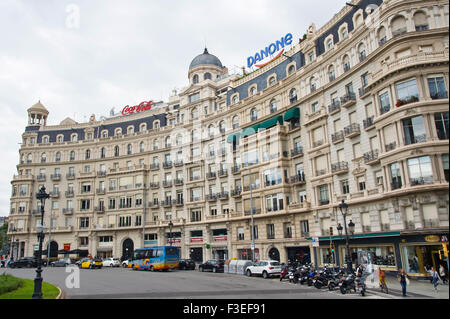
[168,220,173,245]
[338,200,355,272]
[33,186,50,299]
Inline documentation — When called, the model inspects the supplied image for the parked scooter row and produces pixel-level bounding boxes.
[280,264,366,297]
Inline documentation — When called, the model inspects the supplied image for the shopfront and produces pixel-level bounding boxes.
[237,248,260,261]
[286,246,311,265]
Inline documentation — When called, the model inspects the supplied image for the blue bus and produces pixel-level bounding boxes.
[130,246,179,271]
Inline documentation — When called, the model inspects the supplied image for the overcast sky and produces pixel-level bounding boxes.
[0,0,347,216]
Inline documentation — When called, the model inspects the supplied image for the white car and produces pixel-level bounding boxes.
[245,260,282,279]
[102,257,120,267]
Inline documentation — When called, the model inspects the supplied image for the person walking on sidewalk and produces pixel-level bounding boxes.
[397,269,409,296]
[430,267,441,292]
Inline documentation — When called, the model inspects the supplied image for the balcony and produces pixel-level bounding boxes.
[331,131,344,144]
[175,199,184,206]
[63,208,73,215]
[363,150,380,165]
[232,165,241,174]
[410,176,433,186]
[385,141,397,152]
[319,199,330,206]
[231,188,242,197]
[359,86,370,98]
[392,27,407,37]
[65,190,74,197]
[36,174,46,182]
[97,171,107,177]
[291,146,303,157]
[328,101,341,115]
[96,188,106,195]
[50,191,60,198]
[94,206,105,213]
[391,180,402,190]
[163,181,173,188]
[174,159,184,167]
[206,172,216,179]
[243,185,260,192]
[50,174,61,181]
[218,191,229,199]
[316,169,327,177]
[340,92,356,108]
[190,176,201,182]
[404,134,427,145]
[206,194,217,201]
[218,169,228,177]
[344,123,360,138]
[190,196,202,202]
[150,164,160,170]
[161,199,173,207]
[313,139,324,148]
[380,105,391,115]
[288,173,306,184]
[174,179,184,186]
[395,95,419,107]
[363,116,374,130]
[66,173,76,180]
[163,161,173,169]
[331,161,348,174]
[423,219,440,228]
[150,182,160,189]
[244,208,261,216]
[149,201,160,208]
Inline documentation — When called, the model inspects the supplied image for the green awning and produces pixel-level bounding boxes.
[284,107,300,122]
[226,132,241,143]
[241,124,260,138]
[258,115,283,130]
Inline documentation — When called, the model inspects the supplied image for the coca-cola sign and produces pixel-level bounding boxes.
[121,100,153,116]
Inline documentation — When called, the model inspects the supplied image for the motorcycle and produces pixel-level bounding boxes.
[339,274,356,294]
[280,267,288,281]
[327,270,344,291]
[355,277,366,296]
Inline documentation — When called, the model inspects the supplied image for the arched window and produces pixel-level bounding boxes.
[153,120,160,129]
[358,43,366,61]
[165,136,171,148]
[114,145,120,157]
[115,128,122,136]
[43,136,49,143]
[70,151,75,161]
[27,153,32,163]
[328,65,335,81]
[139,123,147,132]
[71,134,78,142]
[127,126,134,135]
[127,144,132,155]
[193,74,199,84]
[289,88,297,103]
[219,121,226,133]
[176,134,182,146]
[204,73,212,80]
[269,99,278,113]
[139,141,145,153]
[343,55,351,72]
[378,26,387,45]
[339,25,348,40]
[100,147,106,158]
[250,108,258,121]
[232,115,239,129]
[413,11,428,31]
[269,76,276,86]
[354,12,363,28]
[191,107,198,119]
[250,86,257,96]
[101,130,108,138]
[326,39,334,50]
[55,152,61,162]
[85,149,91,160]
[232,95,239,104]
[310,76,317,92]
[153,139,159,150]
[391,15,407,36]
[41,153,46,163]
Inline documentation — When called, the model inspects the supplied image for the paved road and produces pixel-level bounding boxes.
[1,267,394,299]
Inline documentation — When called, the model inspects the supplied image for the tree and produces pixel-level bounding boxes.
[0,222,9,255]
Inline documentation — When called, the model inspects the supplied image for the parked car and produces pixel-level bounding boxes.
[178,259,196,270]
[50,258,72,267]
[122,259,132,268]
[79,258,103,269]
[102,257,120,267]
[245,260,282,279]
[9,257,38,268]
[198,259,224,273]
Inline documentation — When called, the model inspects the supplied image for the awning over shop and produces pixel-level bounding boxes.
[226,132,241,143]
[241,124,260,138]
[258,115,283,130]
[284,107,300,122]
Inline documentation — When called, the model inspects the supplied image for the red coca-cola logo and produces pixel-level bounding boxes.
[121,100,153,116]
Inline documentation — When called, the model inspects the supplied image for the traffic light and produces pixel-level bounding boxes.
[329,227,333,236]
[331,243,335,253]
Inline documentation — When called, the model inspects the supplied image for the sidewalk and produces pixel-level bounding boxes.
[366,275,449,299]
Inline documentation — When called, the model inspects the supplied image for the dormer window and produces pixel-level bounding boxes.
[43,136,49,144]
[127,126,134,135]
[327,39,333,50]
[193,74,199,84]
[269,76,276,86]
[57,135,63,143]
[204,73,212,80]
[71,134,78,142]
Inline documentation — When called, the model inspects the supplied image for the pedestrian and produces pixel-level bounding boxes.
[439,264,448,285]
[429,267,441,291]
[397,269,409,296]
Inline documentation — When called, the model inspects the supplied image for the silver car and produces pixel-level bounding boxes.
[102,257,120,267]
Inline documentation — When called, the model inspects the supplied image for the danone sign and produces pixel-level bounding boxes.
[247,33,293,68]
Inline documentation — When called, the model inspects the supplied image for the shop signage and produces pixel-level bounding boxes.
[425,235,440,242]
[121,100,153,116]
[33,245,39,251]
[168,238,181,243]
[213,235,227,242]
[190,237,203,243]
[312,237,319,247]
[247,33,293,68]
[64,244,71,251]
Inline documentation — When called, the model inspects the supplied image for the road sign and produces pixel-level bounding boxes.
[312,237,319,247]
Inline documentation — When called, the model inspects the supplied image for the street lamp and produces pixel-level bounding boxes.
[338,199,354,272]
[168,220,173,245]
[33,186,49,299]
[250,183,255,263]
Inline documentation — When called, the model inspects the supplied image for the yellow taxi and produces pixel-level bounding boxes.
[79,258,103,269]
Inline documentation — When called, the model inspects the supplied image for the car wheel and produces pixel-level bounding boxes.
[246,270,252,277]
[262,271,268,279]
[340,286,346,294]
[27,263,33,268]
[213,267,217,273]
[199,266,203,272]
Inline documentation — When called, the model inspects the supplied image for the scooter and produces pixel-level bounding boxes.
[280,267,288,281]
[339,273,356,294]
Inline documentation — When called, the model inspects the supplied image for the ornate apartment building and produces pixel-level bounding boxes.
[8,0,449,277]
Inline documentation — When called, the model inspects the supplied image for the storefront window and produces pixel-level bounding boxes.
[319,248,335,265]
[341,246,396,267]
[402,244,443,274]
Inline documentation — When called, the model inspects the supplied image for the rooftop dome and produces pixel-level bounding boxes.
[189,48,223,70]
[27,100,49,114]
